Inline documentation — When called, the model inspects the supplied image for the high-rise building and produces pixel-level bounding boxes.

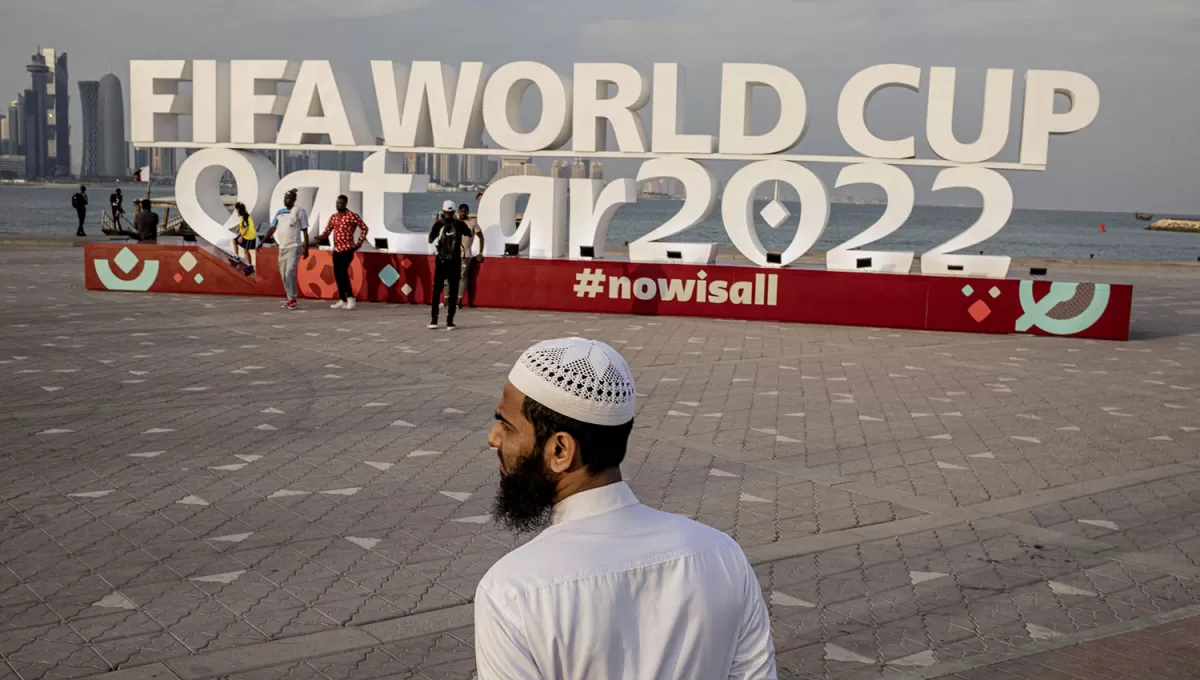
[7,98,22,156]
[570,158,588,179]
[463,152,489,184]
[24,49,51,178]
[47,49,69,176]
[151,147,176,177]
[588,162,604,181]
[78,81,99,177]
[436,154,459,185]
[550,159,571,179]
[98,74,126,177]
[490,156,542,183]
[0,114,8,155]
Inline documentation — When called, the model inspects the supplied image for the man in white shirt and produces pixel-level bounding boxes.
[264,189,310,310]
[477,337,777,679]
[456,203,484,307]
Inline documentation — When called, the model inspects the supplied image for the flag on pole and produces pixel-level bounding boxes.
[134,166,150,183]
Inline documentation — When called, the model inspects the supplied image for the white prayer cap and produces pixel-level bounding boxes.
[508,337,636,426]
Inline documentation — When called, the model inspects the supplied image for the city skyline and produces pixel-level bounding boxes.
[0,1,1196,211]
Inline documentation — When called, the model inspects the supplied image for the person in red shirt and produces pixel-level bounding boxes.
[318,195,369,310]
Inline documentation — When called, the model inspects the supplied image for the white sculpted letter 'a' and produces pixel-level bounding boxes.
[837,64,921,159]
[1019,70,1100,166]
[230,60,299,144]
[278,61,371,146]
[572,63,650,153]
[483,62,573,152]
[129,60,192,143]
[477,176,568,258]
[176,148,278,255]
[371,61,489,148]
[348,151,430,253]
[719,64,807,155]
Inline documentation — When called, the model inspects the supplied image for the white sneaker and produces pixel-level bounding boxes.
[427,323,439,329]
[331,300,347,309]
[346,298,357,310]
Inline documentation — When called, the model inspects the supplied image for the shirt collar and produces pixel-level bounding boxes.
[551,481,638,526]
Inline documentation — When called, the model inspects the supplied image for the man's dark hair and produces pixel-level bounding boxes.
[459,203,470,211]
[337,194,348,202]
[142,199,152,208]
[522,396,633,475]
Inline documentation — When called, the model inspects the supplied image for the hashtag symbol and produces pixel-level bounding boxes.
[573,268,606,298]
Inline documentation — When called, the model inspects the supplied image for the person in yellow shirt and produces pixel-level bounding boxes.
[232,202,258,271]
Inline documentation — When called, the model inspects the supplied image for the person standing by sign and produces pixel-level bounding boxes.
[109,188,125,230]
[264,189,310,310]
[232,202,258,272]
[71,185,89,237]
[427,200,471,329]
[456,203,484,307]
[476,337,777,679]
[130,199,158,243]
[319,194,369,310]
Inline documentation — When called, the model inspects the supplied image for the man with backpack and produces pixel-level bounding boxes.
[71,185,88,237]
[427,200,472,330]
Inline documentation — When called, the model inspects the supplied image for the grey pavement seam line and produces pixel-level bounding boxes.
[892,604,1200,680]
[84,604,476,680]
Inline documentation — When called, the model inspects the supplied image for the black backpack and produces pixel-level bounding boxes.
[435,221,460,261]
[71,193,84,210]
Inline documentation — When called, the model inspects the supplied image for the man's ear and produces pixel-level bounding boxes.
[545,432,579,474]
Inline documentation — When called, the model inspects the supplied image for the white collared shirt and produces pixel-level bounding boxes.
[474,482,776,679]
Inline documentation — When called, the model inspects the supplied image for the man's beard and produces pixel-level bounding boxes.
[492,447,558,533]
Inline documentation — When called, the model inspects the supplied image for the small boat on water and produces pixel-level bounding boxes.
[1135,212,1154,221]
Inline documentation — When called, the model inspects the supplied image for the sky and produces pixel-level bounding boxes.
[0,0,1197,213]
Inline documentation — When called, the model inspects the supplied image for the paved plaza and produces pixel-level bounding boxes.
[2,245,1199,679]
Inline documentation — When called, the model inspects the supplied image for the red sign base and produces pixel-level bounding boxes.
[84,244,1132,341]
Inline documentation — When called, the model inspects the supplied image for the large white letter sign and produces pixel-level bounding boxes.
[722,160,830,267]
[478,176,568,258]
[920,166,1013,278]
[176,148,278,255]
[826,163,915,273]
[568,178,637,260]
[719,64,808,155]
[129,60,191,143]
[192,61,230,144]
[483,62,573,152]
[278,61,371,146]
[371,61,489,148]
[572,63,650,153]
[230,60,299,144]
[927,67,1013,164]
[348,151,430,253]
[629,158,719,264]
[837,64,921,159]
[1019,70,1100,166]
[651,64,715,154]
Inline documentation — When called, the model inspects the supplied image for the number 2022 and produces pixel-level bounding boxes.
[619,158,1013,279]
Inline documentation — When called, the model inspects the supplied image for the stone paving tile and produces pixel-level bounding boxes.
[1,249,1198,678]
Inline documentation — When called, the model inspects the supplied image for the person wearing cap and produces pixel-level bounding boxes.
[264,189,310,310]
[477,338,777,679]
[427,200,472,329]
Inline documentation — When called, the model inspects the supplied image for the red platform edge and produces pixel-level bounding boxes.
[84,244,1132,341]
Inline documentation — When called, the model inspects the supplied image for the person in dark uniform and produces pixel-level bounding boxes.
[109,188,125,229]
[71,185,88,236]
